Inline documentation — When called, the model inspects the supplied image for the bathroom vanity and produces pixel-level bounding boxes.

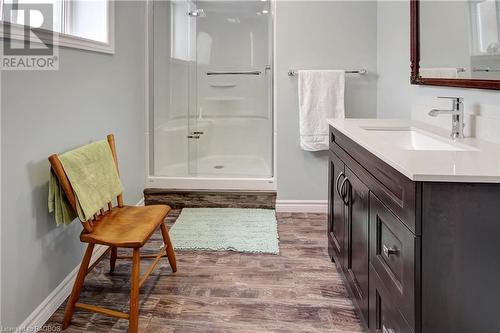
[327,119,500,333]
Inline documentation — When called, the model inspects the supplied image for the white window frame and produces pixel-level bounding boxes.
[0,0,115,54]
[469,0,500,56]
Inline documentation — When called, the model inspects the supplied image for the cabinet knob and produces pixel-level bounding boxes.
[383,244,399,257]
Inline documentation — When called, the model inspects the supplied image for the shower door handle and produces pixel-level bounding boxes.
[188,9,205,17]
[187,130,203,139]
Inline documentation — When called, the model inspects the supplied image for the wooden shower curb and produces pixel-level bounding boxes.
[143,189,277,210]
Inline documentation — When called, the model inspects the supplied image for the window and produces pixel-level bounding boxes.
[0,0,114,53]
[470,0,500,55]
[170,0,194,61]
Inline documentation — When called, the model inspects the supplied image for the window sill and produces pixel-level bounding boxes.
[0,22,115,55]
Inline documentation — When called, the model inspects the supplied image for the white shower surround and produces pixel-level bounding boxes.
[149,117,275,190]
[146,0,276,191]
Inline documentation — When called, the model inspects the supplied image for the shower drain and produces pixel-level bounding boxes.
[213,165,224,169]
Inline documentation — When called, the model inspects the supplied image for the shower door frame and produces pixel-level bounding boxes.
[144,0,276,191]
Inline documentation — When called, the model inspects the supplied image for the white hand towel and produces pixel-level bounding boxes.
[420,67,459,79]
[298,70,345,151]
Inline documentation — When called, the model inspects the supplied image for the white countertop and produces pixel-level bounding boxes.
[328,118,500,183]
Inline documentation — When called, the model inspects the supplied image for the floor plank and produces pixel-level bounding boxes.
[41,211,363,332]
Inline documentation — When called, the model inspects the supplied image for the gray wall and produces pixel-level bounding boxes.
[2,0,498,327]
[0,2,146,327]
[377,0,500,119]
[275,1,378,200]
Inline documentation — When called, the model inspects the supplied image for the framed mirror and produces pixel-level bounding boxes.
[411,0,500,90]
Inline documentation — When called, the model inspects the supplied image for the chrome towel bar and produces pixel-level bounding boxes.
[206,71,261,76]
[288,69,367,76]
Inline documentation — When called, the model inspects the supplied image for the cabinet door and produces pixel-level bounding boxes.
[328,151,345,262]
[344,166,370,322]
[369,266,413,333]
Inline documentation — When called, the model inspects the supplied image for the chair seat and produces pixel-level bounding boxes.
[80,205,171,248]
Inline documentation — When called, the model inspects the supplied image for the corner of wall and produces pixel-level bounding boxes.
[0,66,3,328]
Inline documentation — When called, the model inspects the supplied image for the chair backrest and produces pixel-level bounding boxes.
[48,134,124,233]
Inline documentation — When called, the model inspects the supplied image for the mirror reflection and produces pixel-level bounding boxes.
[420,0,500,80]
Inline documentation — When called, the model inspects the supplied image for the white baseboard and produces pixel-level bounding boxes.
[275,200,328,213]
[17,244,108,332]
[18,198,145,332]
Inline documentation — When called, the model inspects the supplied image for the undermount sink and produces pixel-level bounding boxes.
[361,126,478,151]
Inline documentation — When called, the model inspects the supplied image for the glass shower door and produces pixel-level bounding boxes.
[152,0,272,179]
[190,0,273,177]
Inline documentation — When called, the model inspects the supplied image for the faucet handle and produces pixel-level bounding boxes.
[438,96,463,103]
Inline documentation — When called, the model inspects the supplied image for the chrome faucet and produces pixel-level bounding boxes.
[428,96,465,139]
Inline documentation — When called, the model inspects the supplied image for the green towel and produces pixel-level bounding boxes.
[48,140,124,225]
[49,169,78,225]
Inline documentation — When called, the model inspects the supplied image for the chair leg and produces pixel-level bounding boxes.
[63,243,95,329]
[129,248,141,333]
[160,223,177,272]
[110,246,117,273]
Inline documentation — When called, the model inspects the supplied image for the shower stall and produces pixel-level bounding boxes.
[147,0,274,190]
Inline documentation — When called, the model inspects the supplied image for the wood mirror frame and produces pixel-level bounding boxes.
[410,0,500,90]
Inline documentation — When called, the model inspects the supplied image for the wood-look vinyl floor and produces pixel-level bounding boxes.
[42,211,363,333]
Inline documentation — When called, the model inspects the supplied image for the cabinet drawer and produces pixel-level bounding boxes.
[370,193,417,329]
[369,266,413,333]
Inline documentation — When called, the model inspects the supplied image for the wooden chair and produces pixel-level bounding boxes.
[48,134,176,333]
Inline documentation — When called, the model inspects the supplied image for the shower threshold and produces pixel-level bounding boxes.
[149,155,274,191]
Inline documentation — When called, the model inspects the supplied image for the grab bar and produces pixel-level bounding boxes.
[206,71,261,76]
[472,68,500,73]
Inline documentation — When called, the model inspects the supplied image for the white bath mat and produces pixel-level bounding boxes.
[169,208,279,254]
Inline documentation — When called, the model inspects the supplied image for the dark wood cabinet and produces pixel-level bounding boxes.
[328,151,370,324]
[420,182,500,333]
[328,125,500,333]
[344,166,370,322]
